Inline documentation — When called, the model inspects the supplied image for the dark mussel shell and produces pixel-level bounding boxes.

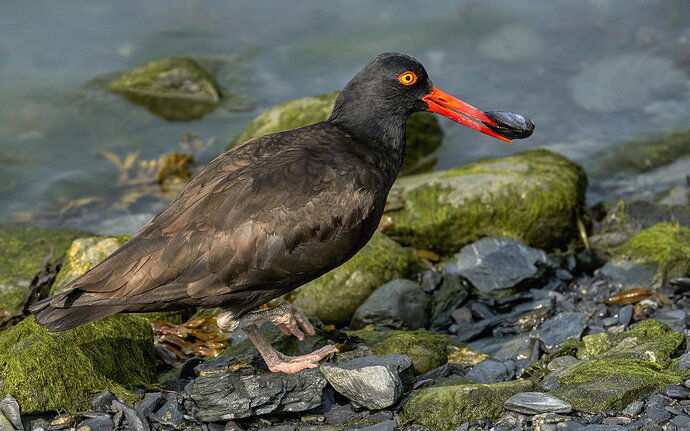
[483,111,535,140]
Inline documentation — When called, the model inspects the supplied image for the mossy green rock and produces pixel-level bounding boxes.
[293,232,423,325]
[229,92,443,176]
[0,224,84,324]
[610,222,690,285]
[108,57,221,121]
[550,320,688,413]
[402,379,534,431]
[347,328,454,373]
[598,128,690,174]
[51,235,130,295]
[383,149,587,255]
[0,315,156,413]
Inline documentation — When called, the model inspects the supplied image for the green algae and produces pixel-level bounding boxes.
[108,57,221,121]
[601,128,690,174]
[228,91,443,176]
[0,224,85,324]
[52,235,131,295]
[293,232,423,325]
[402,379,534,431]
[383,149,587,255]
[523,338,580,380]
[347,328,455,373]
[611,222,690,285]
[0,315,157,413]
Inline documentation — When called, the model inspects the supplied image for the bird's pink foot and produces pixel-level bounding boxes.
[265,344,339,374]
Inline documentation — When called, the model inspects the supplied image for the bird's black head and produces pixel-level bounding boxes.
[329,52,533,145]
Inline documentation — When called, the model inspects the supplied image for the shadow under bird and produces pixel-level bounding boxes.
[31,53,534,373]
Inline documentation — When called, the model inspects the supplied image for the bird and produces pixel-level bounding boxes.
[31,53,533,373]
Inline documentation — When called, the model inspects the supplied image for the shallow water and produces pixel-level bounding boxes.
[1,0,689,233]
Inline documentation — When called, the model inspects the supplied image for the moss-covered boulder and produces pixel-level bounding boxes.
[608,222,690,286]
[0,224,84,325]
[0,315,157,413]
[108,57,221,121]
[548,320,689,413]
[51,235,130,295]
[402,379,534,431]
[382,149,587,255]
[347,328,457,373]
[293,232,423,325]
[597,128,690,174]
[228,92,443,176]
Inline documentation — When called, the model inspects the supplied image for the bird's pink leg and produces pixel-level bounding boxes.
[217,303,338,374]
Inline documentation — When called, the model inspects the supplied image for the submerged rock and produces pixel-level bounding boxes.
[190,355,330,422]
[320,354,414,409]
[51,235,130,295]
[348,329,455,373]
[0,315,157,413]
[402,379,534,431]
[382,149,587,255]
[453,237,548,298]
[108,57,221,121]
[228,91,443,176]
[0,224,84,325]
[600,128,690,174]
[293,232,422,325]
[351,279,430,330]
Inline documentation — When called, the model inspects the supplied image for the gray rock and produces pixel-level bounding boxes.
[679,348,690,370]
[645,394,672,422]
[150,396,186,429]
[354,420,398,431]
[91,390,118,413]
[654,309,686,332]
[0,395,22,431]
[190,356,330,421]
[134,392,164,417]
[111,400,149,431]
[581,426,627,431]
[673,414,690,429]
[76,415,114,431]
[465,359,514,384]
[568,54,687,113]
[664,384,690,399]
[532,312,584,352]
[429,273,469,331]
[596,260,657,290]
[618,305,633,327]
[224,422,244,431]
[419,269,442,293]
[351,279,430,330]
[547,356,579,372]
[622,399,644,417]
[321,354,413,410]
[454,237,548,297]
[504,392,572,414]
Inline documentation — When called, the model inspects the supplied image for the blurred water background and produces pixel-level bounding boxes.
[1,0,689,234]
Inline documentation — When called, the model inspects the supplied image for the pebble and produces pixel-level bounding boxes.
[504,392,572,414]
[465,359,514,384]
[664,384,690,399]
[622,400,644,417]
[111,400,149,431]
[645,394,672,422]
[419,269,442,293]
[91,390,118,413]
[0,395,22,431]
[672,414,690,429]
[134,392,164,417]
[533,312,585,352]
[150,396,186,429]
[654,309,687,332]
[320,354,413,410]
[618,305,633,326]
[355,420,397,431]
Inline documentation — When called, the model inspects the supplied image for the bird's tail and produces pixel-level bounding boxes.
[30,290,125,332]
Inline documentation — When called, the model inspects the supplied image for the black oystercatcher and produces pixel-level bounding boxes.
[31,53,533,373]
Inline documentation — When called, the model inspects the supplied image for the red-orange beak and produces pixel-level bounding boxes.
[423,87,512,143]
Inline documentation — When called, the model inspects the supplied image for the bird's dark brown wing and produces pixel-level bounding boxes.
[44,124,383,315]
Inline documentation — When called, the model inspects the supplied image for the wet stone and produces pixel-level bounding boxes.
[618,305,633,327]
[533,312,585,352]
[580,425,627,431]
[548,356,579,372]
[320,354,413,410]
[504,392,572,414]
[453,237,548,298]
[150,396,186,429]
[672,414,690,429]
[75,415,114,431]
[111,400,149,431]
[351,279,430,330]
[679,348,690,370]
[664,384,690,399]
[654,309,686,332]
[430,273,469,331]
[355,420,398,431]
[190,356,331,421]
[622,400,644,417]
[134,392,164,418]
[465,359,515,384]
[91,390,118,413]
[0,395,22,431]
[420,269,442,293]
[645,394,672,422]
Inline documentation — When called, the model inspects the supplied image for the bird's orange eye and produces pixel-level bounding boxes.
[397,71,417,86]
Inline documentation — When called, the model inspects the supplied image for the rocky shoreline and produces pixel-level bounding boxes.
[2,57,690,431]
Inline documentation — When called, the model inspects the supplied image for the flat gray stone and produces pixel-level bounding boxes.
[351,279,430,330]
[454,237,547,297]
[76,415,114,431]
[190,356,330,421]
[533,312,585,352]
[354,420,398,431]
[465,359,514,384]
[111,400,149,431]
[504,392,572,414]
[320,354,413,410]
